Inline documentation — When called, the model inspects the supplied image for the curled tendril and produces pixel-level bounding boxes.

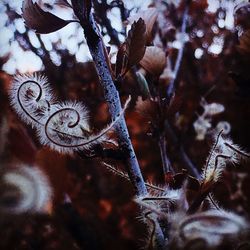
[178,210,247,245]
[10,73,53,127]
[40,97,131,154]
[0,165,52,214]
[10,73,131,154]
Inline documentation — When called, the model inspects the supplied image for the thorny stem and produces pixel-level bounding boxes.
[166,2,190,101]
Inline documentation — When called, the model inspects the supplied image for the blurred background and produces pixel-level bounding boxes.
[0,0,250,249]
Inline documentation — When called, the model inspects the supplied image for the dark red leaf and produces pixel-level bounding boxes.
[22,0,74,34]
[115,18,146,78]
[127,7,158,44]
[140,46,166,76]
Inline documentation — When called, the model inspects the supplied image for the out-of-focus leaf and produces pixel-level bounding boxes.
[140,46,166,76]
[136,72,151,99]
[237,29,250,55]
[55,0,72,8]
[234,1,250,16]
[135,97,159,120]
[115,43,127,78]
[115,18,146,78]
[22,0,74,34]
[127,8,158,44]
[9,121,37,164]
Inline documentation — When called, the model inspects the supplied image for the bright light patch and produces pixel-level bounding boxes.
[196,30,204,38]
[195,48,204,59]
[208,43,223,54]
[207,0,220,13]
[218,19,225,28]
[0,27,13,46]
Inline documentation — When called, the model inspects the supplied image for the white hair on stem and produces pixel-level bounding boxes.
[0,165,52,214]
[202,130,250,184]
[37,95,131,154]
[9,73,131,154]
[102,162,165,192]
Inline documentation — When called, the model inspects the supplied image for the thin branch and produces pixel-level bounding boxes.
[71,2,166,247]
[158,134,172,174]
[165,121,200,178]
[166,2,190,100]
[102,162,165,192]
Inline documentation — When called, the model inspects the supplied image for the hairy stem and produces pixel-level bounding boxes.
[71,1,166,248]
[71,0,147,196]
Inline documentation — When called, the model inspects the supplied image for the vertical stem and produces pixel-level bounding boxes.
[167,4,189,100]
[71,2,166,248]
[158,135,172,174]
[71,0,147,196]
[165,121,200,178]
[88,29,148,196]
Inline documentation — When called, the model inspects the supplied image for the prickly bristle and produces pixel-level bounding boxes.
[9,73,54,127]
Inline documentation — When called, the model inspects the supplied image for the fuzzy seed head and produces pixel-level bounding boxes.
[0,165,52,214]
[9,73,129,154]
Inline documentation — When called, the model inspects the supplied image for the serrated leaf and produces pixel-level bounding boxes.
[115,18,146,78]
[136,72,151,99]
[140,46,166,76]
[127,8,158,44]
[22,0,74,34]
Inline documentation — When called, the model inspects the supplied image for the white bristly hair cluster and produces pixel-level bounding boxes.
[10,73,54,127]
[132,130,249,249]
[10,73,130,154]
[193,97,230,141]
[202,131,250,184]
[0,165,52,214]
